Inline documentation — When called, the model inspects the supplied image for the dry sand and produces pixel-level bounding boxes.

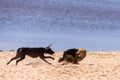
[0,51,120,80]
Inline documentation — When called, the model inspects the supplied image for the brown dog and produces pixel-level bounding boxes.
[58,48,86,64]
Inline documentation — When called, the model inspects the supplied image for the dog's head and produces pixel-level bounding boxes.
[45,44,55,55]
[75,48,87,62]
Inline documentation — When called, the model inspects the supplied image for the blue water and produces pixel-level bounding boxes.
[0,0,120,51]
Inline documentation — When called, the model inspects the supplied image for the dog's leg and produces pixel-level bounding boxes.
[16,54,25,65]
[44,56,54,60]
[39,56,52,65]
[7,55,20,65]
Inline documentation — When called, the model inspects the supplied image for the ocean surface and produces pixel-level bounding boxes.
[0,0,120,51]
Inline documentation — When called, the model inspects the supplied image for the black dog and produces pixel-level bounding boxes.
[7,45,55,65]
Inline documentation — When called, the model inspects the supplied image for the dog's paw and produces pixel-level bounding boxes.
[52,58,55,60]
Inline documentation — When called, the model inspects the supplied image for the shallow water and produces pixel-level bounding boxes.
[0,0,120,51]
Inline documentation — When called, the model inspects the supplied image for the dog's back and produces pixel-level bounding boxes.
[17,48,46,58]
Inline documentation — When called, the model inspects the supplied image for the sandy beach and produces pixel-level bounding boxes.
[0,51,120,80]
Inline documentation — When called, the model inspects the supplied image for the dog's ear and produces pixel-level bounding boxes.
[47,44,52,48]
[45,44,52,50]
